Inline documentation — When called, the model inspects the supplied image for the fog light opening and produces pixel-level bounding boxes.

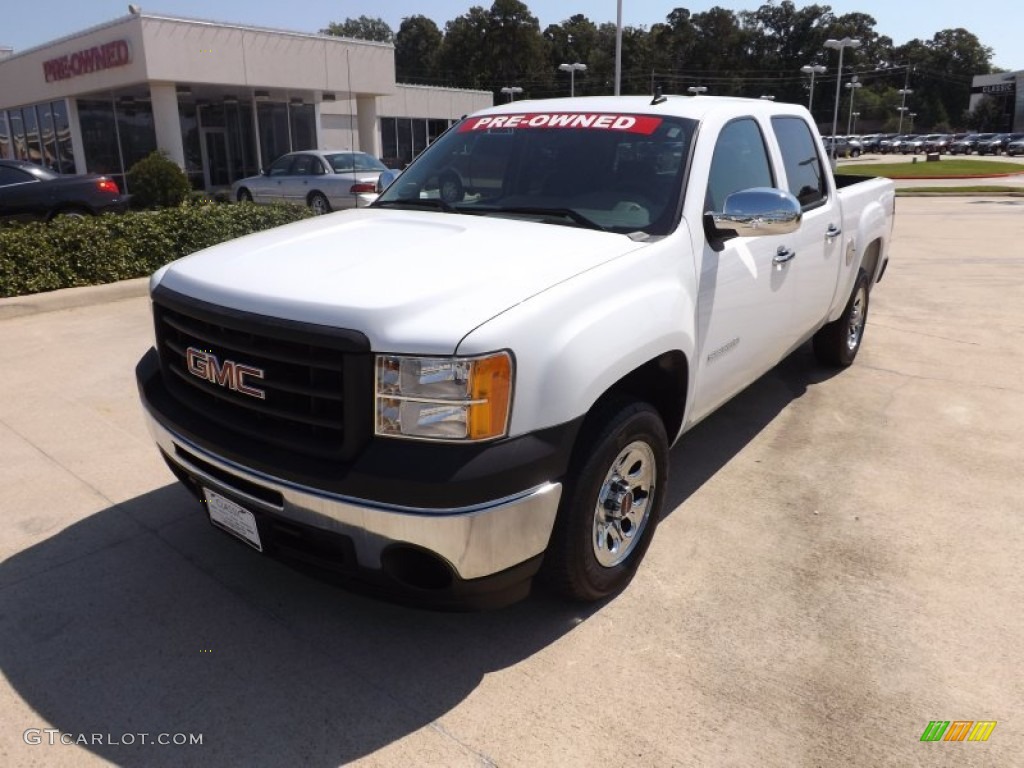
[381,546,455,591]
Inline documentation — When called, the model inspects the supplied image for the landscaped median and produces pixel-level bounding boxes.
[0,202,313,298]
[836,158,1024,196]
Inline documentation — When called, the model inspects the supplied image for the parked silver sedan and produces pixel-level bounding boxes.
[232,150,388,214]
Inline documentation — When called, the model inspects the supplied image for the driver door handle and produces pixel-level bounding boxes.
[773,246,796,266]
[826,224,842,239]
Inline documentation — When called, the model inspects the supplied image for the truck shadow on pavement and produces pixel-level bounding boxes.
[664,344,842,512]
[1,483,601,766]
[1,345,837,767]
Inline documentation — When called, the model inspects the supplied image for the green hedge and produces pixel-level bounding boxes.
[0,202,313,298]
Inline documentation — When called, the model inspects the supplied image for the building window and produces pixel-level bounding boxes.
[289,103,315,151]
[379,117,454,169]
[21,106,43,166]
[257,102,290,169]
[116,99,156,171]
[50,101,74,173]
[0,113,8,159]
[77,99,121,179]
[178,101,204,189]
[7,110,26,160]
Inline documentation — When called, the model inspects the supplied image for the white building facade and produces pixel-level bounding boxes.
[0,12,491,190]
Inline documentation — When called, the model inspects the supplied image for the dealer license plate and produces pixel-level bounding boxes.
[204,488,262,552]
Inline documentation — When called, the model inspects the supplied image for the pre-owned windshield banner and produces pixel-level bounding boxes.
[458,113,663,134]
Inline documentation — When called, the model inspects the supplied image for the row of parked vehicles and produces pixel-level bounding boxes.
[826,132,1024,157]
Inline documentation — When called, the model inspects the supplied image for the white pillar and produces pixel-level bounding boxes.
[66,98,87,174]
[355,95,379,158]
[150,82,185,169]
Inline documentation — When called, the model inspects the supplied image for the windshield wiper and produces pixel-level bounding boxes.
[470,206,607,232]
[373,197,456,213]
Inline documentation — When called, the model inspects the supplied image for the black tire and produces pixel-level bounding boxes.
[309,192,331,215]
[439,172,463,203]
[237,188,252,202]
[542,397,668,602]
[813,268,870,367]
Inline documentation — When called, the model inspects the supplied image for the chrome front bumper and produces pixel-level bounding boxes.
[142,408,562,581]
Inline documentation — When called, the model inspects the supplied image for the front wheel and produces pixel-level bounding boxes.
[542,398,668,602]
[813,268,870,367]
[236,188,252,203]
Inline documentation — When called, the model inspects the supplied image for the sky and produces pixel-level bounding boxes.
[1,0,1018,70]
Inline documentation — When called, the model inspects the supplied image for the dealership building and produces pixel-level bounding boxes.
[0,11,492,190]
[970,71,1023,131]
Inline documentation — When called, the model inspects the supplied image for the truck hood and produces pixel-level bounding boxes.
[155,208,647,352]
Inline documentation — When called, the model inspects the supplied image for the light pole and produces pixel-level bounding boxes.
[824,37,862,160]
[851,111,860,134]
[897,88,913,134]
[909,112,917,132]
[687,86,707,96]
[845,77,862,135]
[558,63,587,97]
[801,64,826,113]
[500,86,523,102]
[760,94,775,100]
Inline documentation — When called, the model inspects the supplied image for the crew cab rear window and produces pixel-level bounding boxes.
[706,118,773,212]
[771,116,827,208]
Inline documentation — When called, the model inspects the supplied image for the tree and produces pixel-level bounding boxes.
[321,16,394,43]
[395,15,442,83]
[437,6,492,89]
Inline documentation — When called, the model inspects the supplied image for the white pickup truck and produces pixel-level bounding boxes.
[136,95,894,608]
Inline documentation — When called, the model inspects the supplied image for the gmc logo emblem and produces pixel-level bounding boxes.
[186,347,266,400]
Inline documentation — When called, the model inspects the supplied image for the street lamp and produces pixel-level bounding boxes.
[897,87,913,134]
[824,37,862,160]
[500,86,523,102]
[851,111,860,134]
[687,86,707,96]
[845,77,863,135]
[558,63,587,97]
[800,64,827,113]
[909,112,917,131]
[760,94,775,100]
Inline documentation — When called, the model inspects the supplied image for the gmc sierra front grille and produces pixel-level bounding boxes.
[152,287,371,460]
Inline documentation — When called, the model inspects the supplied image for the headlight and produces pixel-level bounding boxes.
[375,352,513,441]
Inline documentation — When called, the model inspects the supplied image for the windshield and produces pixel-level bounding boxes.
[374,111,696,236]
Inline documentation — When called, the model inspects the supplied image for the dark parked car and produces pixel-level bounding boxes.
[1006,138,1024,157]
[0,159,129,222]
[978,132,1024,155]
[922,134,953,154]
[949,133,994,155]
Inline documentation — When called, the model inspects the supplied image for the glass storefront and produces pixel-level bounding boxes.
[380,116,453,168]
[76,97,156,190]
[1,100,75,172]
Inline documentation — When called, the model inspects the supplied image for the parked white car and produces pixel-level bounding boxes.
[231,150,388,213]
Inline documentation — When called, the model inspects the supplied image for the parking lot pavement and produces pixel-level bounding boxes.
[1,197,1021,766]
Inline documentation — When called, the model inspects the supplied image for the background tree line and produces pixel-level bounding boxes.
[324,1,1005,133]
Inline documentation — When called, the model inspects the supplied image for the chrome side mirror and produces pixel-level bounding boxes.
[711,187,802,238]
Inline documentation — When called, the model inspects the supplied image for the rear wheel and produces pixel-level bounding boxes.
[237,188,252,203]
[309,192,331,215]
[813,269,870,367]
[439,173,463,203]
[50,207,90,221]
[542,397,668,602]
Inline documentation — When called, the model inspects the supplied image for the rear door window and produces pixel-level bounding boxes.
[771,116,828,208]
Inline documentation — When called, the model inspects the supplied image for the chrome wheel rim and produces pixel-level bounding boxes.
[593,441,656,568]
[311,195,328,214]
[846,284,868,352]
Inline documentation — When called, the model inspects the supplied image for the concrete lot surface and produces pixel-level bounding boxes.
[1,198,1021,766]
